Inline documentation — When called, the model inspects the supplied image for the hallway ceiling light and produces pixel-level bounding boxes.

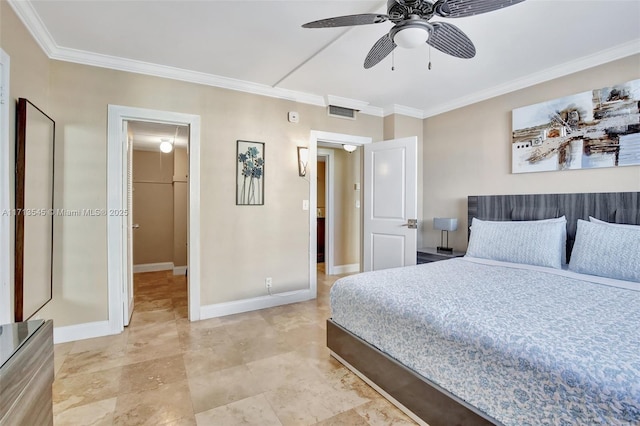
[343,144,357,153]
[159,138,173,153]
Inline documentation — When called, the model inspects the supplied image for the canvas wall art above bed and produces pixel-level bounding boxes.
[327,192,640,426]
[512,78,640,173]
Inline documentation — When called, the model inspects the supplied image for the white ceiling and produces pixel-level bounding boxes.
[10,0,640,118]
[128,121,188,152]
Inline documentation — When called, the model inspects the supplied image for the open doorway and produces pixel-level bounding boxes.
[316,155,327,265]
[128,121,189,275]
[316,143,362,276]
[107,105,201,336]
[126,121,189,325]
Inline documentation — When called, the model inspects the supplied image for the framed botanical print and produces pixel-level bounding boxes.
[236,140,264,205]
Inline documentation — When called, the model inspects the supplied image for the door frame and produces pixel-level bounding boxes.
[124,127,133,326]
[0,49,10,324]
[308,131,371,281]
[107,105,201,334]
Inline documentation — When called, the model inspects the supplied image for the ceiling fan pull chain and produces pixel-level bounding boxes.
[392,51,395,71]
[428,45,432,70]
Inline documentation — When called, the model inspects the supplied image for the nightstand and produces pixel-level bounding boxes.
[417,247,465,264]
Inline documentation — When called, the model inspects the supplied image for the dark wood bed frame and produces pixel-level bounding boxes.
[327,191,640,426]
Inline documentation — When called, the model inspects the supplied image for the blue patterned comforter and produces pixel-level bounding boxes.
[330,258,640,425]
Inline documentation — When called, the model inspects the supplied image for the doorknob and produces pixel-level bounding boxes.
[401,219,417,229]
[132,224,140,229]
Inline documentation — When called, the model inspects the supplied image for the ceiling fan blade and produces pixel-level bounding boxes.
[302,14,388,28]
[427,22,476,59]
[364,33,397,69]
[436,0,526,18]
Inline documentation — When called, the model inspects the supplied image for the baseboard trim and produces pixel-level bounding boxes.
[200,289,315,319]
[133,262,174,273]
[173,265,187,275]
[53,320,116,344]
[333,263,360,274]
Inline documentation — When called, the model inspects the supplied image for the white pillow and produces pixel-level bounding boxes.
[570,219,640,282]
[589,216,640,230]
[466,217,566,269]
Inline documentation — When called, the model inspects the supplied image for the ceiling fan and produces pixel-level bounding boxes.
[302,0,526,69]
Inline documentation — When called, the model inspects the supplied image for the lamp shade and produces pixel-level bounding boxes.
[433,217,458,232]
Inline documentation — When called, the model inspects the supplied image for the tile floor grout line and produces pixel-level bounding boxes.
[52,266,417,425]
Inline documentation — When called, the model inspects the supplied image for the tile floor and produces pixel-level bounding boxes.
[52,266,417,425]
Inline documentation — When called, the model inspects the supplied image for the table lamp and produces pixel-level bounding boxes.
[433,217,458,254]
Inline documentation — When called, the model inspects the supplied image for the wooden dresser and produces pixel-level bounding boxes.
[0,319,54,426]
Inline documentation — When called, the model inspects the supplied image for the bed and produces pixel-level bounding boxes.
[327,192,640,426]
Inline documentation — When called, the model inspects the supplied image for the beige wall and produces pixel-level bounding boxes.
[317,161,325,212]
[332,148,361,266]
[59,63,378,320]
[422,54,640,251]
[132,150,174,265]
[134,149,174,182]
[2,2,52,321]
[131,146,188,267]
[5,1,637,327]
[173,147,188,268]
[317,146,362,268]
[2,2,384,326]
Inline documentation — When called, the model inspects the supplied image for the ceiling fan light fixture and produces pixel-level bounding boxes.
[304,0,525,68]
[393,26,429,49]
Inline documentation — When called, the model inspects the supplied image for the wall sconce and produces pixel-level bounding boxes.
[343,144,357,153]
[297,147,309,177]
[433,217,458,253]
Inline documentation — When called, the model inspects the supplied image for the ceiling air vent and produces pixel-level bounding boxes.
[328,105,357,120]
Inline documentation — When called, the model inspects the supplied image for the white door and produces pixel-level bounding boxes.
[363,136,417,271]
[123,122,134,325]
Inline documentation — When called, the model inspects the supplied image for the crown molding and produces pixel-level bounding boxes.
[6,0,404,118]
[8,0,57,55]
[52,45,329,107]
[383,104,425,119]
[9,0,640,121]
[422,40,640,118]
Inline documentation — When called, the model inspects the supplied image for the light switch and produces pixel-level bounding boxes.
[302,200,309,210]
[354,183,360,190]
[355,200,360,209]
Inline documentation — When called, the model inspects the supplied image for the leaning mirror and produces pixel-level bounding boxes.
[15,98,55,322]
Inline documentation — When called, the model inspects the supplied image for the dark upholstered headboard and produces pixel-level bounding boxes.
[468,192,640,260]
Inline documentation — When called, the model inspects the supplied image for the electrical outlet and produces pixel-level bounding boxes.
[265,277,273,289]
